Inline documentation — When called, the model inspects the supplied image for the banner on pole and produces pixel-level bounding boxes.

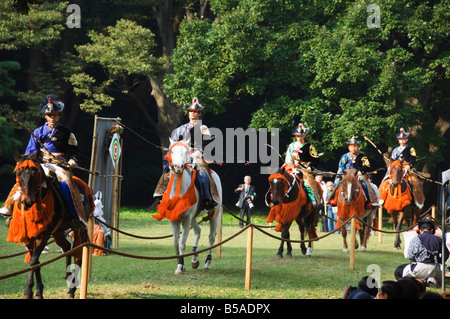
[109,132,121,168]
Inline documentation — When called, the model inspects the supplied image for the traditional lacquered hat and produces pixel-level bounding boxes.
[291,123,309,135]
[396,128,410,139]
[345,136,361,145]
[185,97,204,111]
[40,94,64,114]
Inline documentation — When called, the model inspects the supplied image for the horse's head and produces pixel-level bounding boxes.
[166,138,190,174]
[268,169,289,206]
[340,168,359,205]
[389,160,403,187]
[13,153,41,210]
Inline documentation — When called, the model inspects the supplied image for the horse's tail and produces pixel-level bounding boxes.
[72,176,95,220]
[71,228,89,261]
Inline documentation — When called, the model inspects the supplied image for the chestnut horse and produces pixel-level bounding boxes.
[6,153,93,299]
[266,166,317,257]
[335,168,375,252]
[379,161,421,249]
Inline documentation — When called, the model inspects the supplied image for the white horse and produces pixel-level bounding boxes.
[160,138,222,275]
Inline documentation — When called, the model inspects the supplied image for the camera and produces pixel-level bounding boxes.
[245,197,254,209]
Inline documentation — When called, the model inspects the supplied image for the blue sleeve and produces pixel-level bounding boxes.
[337,154,347,176]
[24,131,40,155]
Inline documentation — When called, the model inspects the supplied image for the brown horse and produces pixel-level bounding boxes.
[335,168,373,252]
[266,165,317,257]
[6,153,93,299]
[379,160,421,249]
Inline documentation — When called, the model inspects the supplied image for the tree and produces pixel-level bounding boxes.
[164,0,450,171]
[67,1,214,150]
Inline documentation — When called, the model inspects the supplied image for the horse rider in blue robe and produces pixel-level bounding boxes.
[153,98,217,210]
[327,136,377,207]
[1,94,87,230]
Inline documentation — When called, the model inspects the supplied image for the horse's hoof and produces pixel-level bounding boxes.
[285,253,292,258]
[34,295,44,299]
[174,265,186,275]
[342,248,348,252]
[276,254,283,258]
[66,293,74,299]
[192,260,200,269]
[23,294,33,299]
[393,246,401,250]
[306,247,312,256]
[360,246,367,252]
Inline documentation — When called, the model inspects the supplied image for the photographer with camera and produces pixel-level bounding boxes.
[235,176,256,228]
[399,219,449,288]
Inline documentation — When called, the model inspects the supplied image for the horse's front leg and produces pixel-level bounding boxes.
[25,235,50,299]
[341,222,348,252]
[394,211,404,250]
[170,221,185,275]
[282,222,293,258]
[24,255,35,299]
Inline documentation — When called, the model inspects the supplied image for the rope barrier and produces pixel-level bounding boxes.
[0,224,250,281]
[1,202,446,286]
[93,216,174,240]
[0,238,56,260]
[0,244,84,281]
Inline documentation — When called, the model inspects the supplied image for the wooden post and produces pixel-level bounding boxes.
[80,245,90,299]
[110,138,122,249]
[87,117,99,279]
[350,217,356,270]
[87,217,94,279]
[378,206,383,244]
[245,225,253,290]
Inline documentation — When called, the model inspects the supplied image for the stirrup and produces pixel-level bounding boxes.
[203,200,217,210]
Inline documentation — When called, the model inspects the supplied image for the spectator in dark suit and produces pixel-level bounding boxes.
[235,176,256,228]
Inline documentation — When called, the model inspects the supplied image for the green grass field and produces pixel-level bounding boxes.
[0,207,438,299]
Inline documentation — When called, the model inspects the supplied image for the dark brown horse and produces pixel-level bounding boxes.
[266,166,317,257]
[335,168,374,252]
[6,153,93,299]
[378,161,421,249]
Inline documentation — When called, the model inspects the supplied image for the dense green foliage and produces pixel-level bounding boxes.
[0,0,449,206]
[165,0,450,164]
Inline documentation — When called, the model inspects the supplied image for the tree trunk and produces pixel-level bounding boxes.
[149,77,184,150]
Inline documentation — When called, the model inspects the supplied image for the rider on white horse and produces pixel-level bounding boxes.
[154,98,217,210]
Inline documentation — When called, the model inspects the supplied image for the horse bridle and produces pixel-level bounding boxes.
[166,141,192,173]
[15,160,43,209]
[267,172,299,204]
